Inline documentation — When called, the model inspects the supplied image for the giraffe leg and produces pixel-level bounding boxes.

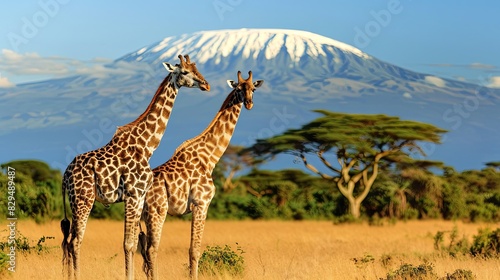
[139,178,168,280]
[189,203,210,280]
[65,165,95,280]
[123,185,148,280]
[145,206,167,280]
[68,196,94,280]
[124,200,140,280]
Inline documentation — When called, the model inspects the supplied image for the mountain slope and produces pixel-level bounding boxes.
[118,29,496,103]
[0,28,498,171]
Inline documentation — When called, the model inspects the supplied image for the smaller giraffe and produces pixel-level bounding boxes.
[140,71,263,280]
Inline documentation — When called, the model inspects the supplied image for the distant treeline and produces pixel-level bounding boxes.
[0,159,498,223]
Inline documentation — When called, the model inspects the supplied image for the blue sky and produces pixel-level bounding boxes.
[1,1,499,86]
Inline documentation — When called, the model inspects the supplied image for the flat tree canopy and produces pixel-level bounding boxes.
[248,110,447,218]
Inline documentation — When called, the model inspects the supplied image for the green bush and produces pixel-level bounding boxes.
[442,183,468,220]
[382,263,438,280]
[198,244,245,276]
[0,230,55,274]
[0,231,55,255]
[433,226,470,257]
[443,269,475,280]
[351,253,375,268]
[0,251,9,275]
[470,228,500,258]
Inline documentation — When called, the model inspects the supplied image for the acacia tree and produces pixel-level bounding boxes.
[247,110,447,218]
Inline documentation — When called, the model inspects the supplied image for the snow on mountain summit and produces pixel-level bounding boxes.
[115,28,490,102]
[119,29,372,66]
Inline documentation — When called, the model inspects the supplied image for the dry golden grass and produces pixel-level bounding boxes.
[1,219,499,279]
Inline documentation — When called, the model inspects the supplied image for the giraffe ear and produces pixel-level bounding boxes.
[253,80,264,88]
[227,80,238,88]
[163,62,176,72]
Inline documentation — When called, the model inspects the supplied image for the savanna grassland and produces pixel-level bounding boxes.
[1,219,499,280]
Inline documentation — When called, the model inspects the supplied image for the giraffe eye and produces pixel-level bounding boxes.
[181,71,189,75]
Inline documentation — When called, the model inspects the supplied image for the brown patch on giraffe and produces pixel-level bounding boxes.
[142,129,152,140]
[202,193,212,201]
[180,172,189,181]
[101,168,110,178]
[199,154,209,164]
[199,177,208,185]
[147,113,157,123]
[117,150,128,159]
[74,173,83,181]
[127,161,135,169]
[219,137,229,147]
[150,135,161,148]
[157,118,167,130]
[214,149,223,159]
[175,178,184,186]
[137,137,146,147]
[178,153,186,163]
[213,126,223,136]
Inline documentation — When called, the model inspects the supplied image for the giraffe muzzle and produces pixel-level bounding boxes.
[244,100,253,110]
[200,83,210,92]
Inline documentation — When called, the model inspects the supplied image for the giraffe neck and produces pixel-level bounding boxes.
[176,90,242,171]
[115,73,178,157]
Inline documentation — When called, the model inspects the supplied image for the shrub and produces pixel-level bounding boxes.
[433,226,469,257]
[380,254,394,268]
[351,253,375,268]
[470,228,500,258]
[0,230,55,274]
[0,231,55,255]
[382,262,438,280]
[442,269,475,280]
[198,244,245,276]
[441,183,468,220]
[0,252,8,275]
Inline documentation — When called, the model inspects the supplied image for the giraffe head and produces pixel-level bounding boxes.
[163,54,210,91]
[227,71,264,110]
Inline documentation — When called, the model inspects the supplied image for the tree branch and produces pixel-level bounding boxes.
[223,169,237,192]
[336,177,350,198]
[300,153,333,180]
[317,150,341,174]
[245,185,273,198]
[356,169,373,203]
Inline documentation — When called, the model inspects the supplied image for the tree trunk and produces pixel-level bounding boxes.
[348,198,361,218]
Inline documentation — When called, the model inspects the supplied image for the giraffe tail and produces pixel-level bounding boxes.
[138,222,152,276]
[60,182,71,268]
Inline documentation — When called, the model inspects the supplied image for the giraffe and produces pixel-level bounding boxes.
[139,71,264,280]
[60,55,210,280]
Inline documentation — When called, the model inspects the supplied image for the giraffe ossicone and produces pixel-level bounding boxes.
[140,71,264,280]
[60,54,210,280]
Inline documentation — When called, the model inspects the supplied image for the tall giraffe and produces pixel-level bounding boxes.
[60,55,210,280]
[139,71,263,280]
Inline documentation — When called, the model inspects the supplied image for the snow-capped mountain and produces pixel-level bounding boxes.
[116,29,495,102]
[0,29,499,171]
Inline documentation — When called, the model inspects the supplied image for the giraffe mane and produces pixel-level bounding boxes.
[114,74,172,136]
